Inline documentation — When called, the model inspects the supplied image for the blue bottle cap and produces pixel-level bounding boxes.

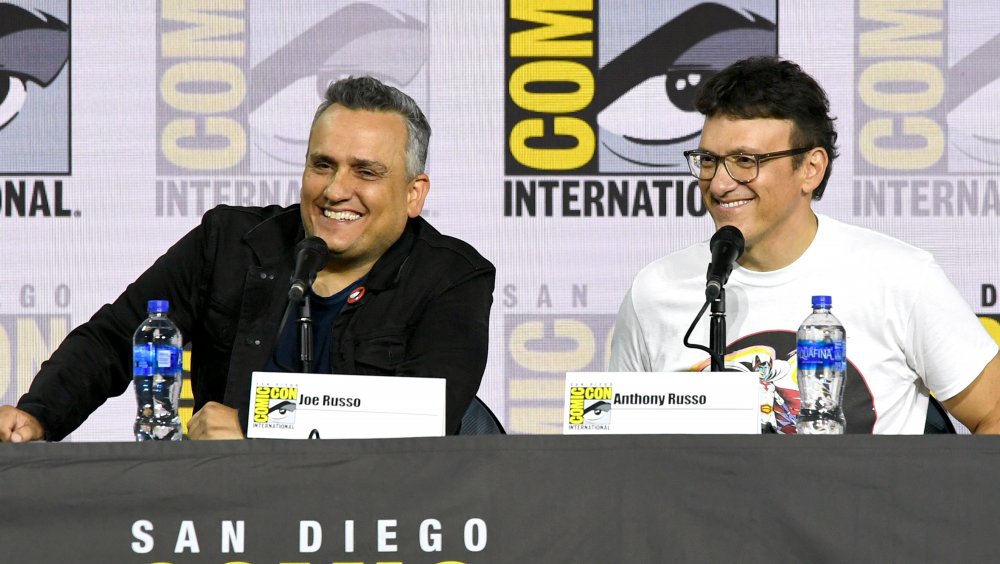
[811,295,832,308]
[148,299,170,314]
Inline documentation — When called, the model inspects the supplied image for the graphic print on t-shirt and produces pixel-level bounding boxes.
[693,330,873,434]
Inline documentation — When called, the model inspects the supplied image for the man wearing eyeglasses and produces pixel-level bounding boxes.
[609,56,1000,434]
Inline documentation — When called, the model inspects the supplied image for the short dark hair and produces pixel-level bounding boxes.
[313,76,431,179]
[694,56,839,199]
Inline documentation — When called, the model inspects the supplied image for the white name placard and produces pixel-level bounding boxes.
[246,371,446,439]
[563,372,760,434]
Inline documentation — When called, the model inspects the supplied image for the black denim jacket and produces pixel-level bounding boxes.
[19,204,495,439]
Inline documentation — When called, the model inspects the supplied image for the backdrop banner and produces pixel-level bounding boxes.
[2,1,1000,439]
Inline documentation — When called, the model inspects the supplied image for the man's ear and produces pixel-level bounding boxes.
[801,147,829,197]
[407,173,430,218]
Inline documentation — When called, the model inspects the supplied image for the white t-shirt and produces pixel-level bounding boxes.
[610,214,997,434]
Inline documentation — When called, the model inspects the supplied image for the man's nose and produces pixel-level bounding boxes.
[708,164,740,194]
[322,171,352,201]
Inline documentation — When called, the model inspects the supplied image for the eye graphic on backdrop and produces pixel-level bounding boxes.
[0,4,69,131]
[0,77,28,130]
[248,3,428,169]
[945,33,1000,169]
[594,3,776,173]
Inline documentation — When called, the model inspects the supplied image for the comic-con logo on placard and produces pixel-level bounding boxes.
[253,385,299,427]
[503,0,776,217]
[155,1,428,215]
[0,1,70,176]
[568,385,613,428]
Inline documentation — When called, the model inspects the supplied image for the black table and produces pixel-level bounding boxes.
[1,435,996,562]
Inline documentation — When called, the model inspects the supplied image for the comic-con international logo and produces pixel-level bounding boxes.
[253,385,299,426]
[503,1,776,217]
[155,1,428,215]
[855,2,1000,176]
[568,385,613,427]
[0,1,70,176]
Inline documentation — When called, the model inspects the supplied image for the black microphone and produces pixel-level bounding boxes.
[288,236,329,302]
[705,226,745,300]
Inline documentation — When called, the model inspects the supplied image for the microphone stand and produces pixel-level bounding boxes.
[298,294,314,373]
[709,288,726,372]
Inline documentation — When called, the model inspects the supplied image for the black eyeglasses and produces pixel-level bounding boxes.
[682,147,813,184]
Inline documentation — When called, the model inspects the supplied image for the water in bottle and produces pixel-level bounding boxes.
[133,299,184,440]
[796,295,847,434]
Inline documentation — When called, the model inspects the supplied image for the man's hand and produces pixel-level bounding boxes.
[187,401,245,440]
[0,406,45,443]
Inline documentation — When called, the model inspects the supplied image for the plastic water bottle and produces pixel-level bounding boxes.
[133,299,184,441]
[796,295,847,434]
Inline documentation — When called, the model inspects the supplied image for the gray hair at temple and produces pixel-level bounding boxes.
[312,76,431,180]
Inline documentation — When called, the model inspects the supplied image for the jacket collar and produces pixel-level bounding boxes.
[243,206,304,268]
[364,217,422,291]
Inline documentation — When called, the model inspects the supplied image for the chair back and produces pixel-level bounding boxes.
[458,396,506,435]
[924,395,956,434]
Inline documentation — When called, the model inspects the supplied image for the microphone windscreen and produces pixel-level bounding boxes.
[711,225,745,259]
[288,237,330,302]
[296,236,329,260]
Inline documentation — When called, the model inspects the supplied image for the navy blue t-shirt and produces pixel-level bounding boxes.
[266,279,365,373]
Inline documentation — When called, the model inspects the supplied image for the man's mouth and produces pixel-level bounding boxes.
[717,199,752,209]
[323,209,362,221]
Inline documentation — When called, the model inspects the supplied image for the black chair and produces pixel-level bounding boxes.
[457,396,506,435]
[924,395,956,434]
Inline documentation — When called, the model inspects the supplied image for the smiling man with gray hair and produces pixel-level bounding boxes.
[0,76,496,441]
